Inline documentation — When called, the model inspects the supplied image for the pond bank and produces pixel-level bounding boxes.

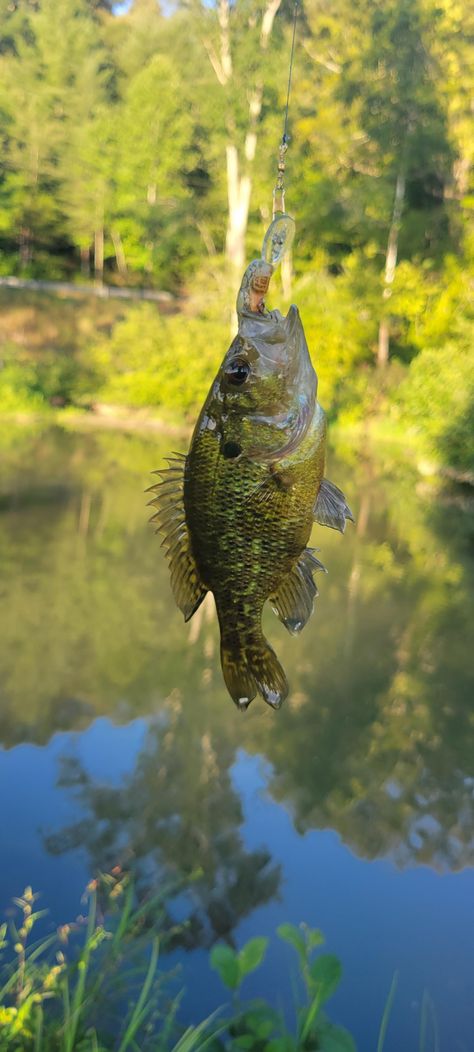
[3,406,473,488]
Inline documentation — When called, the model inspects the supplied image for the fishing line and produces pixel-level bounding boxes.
[282,0,300,148]
[262,0,300,265]
[272,0,300,219]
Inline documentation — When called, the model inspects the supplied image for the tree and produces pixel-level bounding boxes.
[110,54,196,284]
[189,0,292,285]
[0,0,111,272]
[339,0,452,366]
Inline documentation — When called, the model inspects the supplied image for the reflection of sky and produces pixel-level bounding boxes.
[1,721,473,1051]
[0,719,147,924]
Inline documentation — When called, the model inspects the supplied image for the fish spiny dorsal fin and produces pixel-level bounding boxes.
[314,478,354,534]
[147,453,207,622]
[269,547,327,635]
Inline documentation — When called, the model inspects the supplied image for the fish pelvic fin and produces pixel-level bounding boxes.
[220,630,288,711]
[147,453,207,621]
[314,478,355,533]
[270,547,327,635]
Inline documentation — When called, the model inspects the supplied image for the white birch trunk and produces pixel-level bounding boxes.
[377,170,406,367]
[203,0,282,287]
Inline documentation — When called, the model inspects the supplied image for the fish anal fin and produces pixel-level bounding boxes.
[270,547,327,635]
[314,478,354,533]
[148,453,207,620]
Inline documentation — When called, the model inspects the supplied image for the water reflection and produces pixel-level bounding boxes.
[1,424,474,1049]
[0,425,473,878]
[44,700,281,947]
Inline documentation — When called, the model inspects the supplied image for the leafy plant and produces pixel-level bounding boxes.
[210,924,355,1052]
[210,939,269,993]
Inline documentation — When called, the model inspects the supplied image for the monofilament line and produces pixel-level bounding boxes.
[282,0,300,147]
[273,0,300,216]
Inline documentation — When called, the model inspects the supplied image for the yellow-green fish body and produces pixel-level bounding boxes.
[150,290,352,710]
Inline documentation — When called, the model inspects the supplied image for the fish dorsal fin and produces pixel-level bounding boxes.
[269,548,327,636]
[147,453,207,622]
[314,478,354,533]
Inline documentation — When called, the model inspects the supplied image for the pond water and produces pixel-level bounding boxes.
[0,423,473,1050]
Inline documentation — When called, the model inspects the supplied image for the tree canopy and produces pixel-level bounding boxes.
[0,0,472,472]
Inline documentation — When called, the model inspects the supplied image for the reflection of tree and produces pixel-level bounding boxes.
[44,692,280,947]
[244,456,474,872]
[0,426,196,745]
[1,427,473,876]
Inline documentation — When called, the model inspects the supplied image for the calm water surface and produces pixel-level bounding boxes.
[0,424,473,1050]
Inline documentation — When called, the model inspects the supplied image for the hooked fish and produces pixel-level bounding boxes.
[148,260,353,710]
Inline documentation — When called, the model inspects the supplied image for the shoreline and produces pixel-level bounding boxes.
[2,406,473,488]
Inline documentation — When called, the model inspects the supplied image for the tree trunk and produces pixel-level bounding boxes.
[94,226,104,285]
[19,227,32,269]
[377,318,390,369]
[80,245,90,277]
[111,229,127,277]
[377,170,406,367]
[225,145,252,276]
[203,0,282,292]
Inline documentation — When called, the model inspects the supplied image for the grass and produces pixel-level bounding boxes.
[0,873,438,1051]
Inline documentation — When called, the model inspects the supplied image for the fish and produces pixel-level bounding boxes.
[148,260,353,710]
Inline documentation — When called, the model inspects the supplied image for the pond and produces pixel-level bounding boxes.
[0,423,473,1050]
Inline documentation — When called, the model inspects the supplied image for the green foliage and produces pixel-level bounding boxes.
[0,880,355,1052]
[88,301,227,414]
[210,923,354,1052]
[210,939,268,991]
[0,0,472,473]
[0,358,48,413]
[210,945,241,991]
[394,262,474,473]
[398,338,474,474]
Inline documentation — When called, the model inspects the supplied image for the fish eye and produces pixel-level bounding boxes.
[226,358,250,386]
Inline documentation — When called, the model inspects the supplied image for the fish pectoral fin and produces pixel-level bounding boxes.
[270,548,327,635]
[147,453,207,621]
[313,478,354,533]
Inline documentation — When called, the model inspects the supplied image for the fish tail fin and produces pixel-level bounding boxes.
[220,631,288,711]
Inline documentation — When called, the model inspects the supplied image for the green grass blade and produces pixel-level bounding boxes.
[34,1003,43,1052]
[117,936,160,1052]
[428,993,440,1052]
[300,988,323,1043]
[64,889,97,1052]
[111,882,135,952]
[171,1011,225,1052]
[419,989,429,1052]
[0,934,57,1001]
[377,971,399,1052]
[156,990,183,1052]
[62,971,71,1051]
